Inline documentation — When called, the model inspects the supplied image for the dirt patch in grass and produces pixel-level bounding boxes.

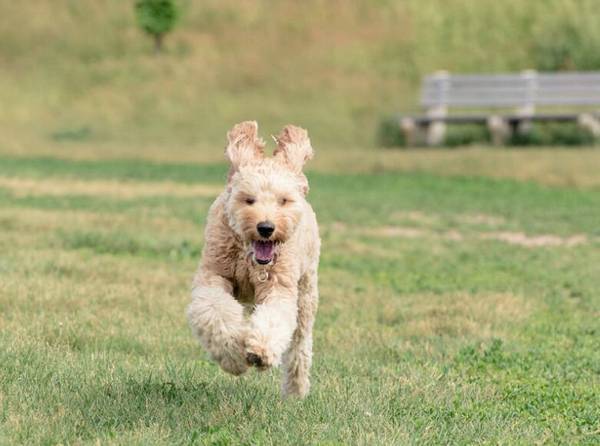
[391,211,439,225]
[351,224,589,249]
[367,226,426,238]
[0,207,198,236]
[379,292,531,339]
[0,177,223,199]
[389,211,507,230]
[480,232,587,247]
[456,213,506,227]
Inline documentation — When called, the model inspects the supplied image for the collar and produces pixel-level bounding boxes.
[246,250,277,283]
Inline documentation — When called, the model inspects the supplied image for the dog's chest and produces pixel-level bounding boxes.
[231,254,258,304]
[233,273,255,304]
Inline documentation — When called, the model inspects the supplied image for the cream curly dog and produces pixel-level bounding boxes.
[187,121,320,397]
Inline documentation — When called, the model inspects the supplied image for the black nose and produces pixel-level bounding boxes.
[257,221,275,238]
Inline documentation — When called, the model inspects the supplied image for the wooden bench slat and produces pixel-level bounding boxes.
[422,86,530,94]
[408,113,592,125]
[422,89,600,99]
[423,99,533,107]
[422,84,600,91]
[422,99,600,107]
[538,73,600,81]
[421,94,600,104]
[538,80,600,86]
[535,97,600,105]
[425,72,600,81]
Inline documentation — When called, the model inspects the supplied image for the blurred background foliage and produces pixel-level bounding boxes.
[1,0,599,150]
[377,119,598,148]
[135,0,180,53]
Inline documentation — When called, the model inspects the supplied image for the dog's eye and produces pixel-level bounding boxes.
[245,198,255,205]
[281,197,290,205]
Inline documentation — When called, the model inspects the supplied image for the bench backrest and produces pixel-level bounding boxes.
[421,71,600,110]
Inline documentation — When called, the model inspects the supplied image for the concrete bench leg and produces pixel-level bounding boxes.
[577,113,600,138]
[487,115,510,146]
[400,117,417,147]
[426,121,446,146]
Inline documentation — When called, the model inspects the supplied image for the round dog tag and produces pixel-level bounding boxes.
[257,270,269,282]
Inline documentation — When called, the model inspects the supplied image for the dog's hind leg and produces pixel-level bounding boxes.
[187,279,249,376]
[281,271,318,398]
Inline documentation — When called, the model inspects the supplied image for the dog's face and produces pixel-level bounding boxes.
[226,163,305,264]
[223,122,313,265]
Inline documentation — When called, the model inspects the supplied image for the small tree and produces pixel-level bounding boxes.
[135,0,179,53]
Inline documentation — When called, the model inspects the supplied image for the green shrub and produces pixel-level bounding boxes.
[377,117,597,148]
[376,118,491,147]
[376,116,405,147]
[509,122,597,147]
[444,124,490,147]
[135,0,179,53]
[50,126,93,142]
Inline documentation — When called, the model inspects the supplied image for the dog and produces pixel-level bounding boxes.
[187,121,320,398]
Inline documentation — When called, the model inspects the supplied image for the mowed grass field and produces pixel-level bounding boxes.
[0,146,599,445]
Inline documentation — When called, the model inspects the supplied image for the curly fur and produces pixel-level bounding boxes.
[187,121,320,398]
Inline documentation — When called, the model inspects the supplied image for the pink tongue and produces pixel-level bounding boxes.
[254,241,274,261]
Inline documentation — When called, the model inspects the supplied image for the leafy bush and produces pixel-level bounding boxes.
[135,0,179,53]
[509,122,597,147]
[444,124,490,147]
[377,117,597,148]
[376,118,491,147]
[376,116,405,147]
[50,126,93,142]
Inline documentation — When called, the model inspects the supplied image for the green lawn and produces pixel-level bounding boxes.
[0,152,598,445]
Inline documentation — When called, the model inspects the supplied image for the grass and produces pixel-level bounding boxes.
[1,2,600,443]
[2,0,600,150]
[1,148,599,445]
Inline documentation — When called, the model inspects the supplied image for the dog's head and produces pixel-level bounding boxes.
[223,121,313,265]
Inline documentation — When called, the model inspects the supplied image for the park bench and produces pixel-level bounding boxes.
[400,70,600,146]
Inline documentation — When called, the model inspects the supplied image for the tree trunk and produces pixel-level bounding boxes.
[153,33,164,54]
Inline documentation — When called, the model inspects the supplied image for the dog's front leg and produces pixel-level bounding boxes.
[245,288,297,370]
[187,276,249,376]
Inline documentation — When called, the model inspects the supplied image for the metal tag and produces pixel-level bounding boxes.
[257,270,269,283]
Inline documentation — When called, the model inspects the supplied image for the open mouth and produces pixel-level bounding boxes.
[252,240,276,265]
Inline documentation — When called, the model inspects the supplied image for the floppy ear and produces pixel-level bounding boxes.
[225,121,265,181]
[273,125,313,174]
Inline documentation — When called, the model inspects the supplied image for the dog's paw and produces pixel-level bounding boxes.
[245,338,277,371]
[212,334,249,376]
[219,354,248,376]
